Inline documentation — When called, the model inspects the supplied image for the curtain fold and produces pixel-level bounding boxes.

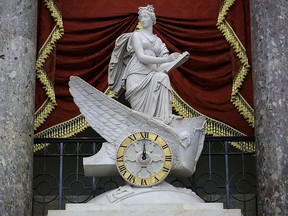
[35,0,254,147]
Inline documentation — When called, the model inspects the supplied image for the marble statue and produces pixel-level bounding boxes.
[108,4,188,124]
[68,0,207,205]
[68,3,206,187]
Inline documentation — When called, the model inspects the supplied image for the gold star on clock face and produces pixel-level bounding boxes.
[116,132,173,187]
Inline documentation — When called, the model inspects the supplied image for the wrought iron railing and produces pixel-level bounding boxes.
[33,136,256,216]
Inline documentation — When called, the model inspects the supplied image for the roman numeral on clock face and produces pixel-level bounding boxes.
[165,155,172,162]
[141,179,148,185]
[118,164,126,173]
[128,134,137,141]
[117,155,124,163]
[154,135,159,141]
[162,166,170,173]
[140,132,149,139]
[162,144,169,149]
[154,176,160,183]
[127,174,135,183]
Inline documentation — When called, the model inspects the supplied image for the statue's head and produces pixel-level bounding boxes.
[138,4,156,25]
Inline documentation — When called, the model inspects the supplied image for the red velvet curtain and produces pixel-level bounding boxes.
[35,0,254,137]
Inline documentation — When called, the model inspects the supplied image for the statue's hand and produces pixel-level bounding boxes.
[167,52,181,62]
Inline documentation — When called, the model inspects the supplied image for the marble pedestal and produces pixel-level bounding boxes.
[48,182,241,216]
[48,203,241,216]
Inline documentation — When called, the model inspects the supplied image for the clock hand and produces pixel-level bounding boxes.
[142,140,147,160]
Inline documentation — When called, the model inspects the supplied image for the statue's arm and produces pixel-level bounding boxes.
[132,32,172,65]
[157,51,190,73]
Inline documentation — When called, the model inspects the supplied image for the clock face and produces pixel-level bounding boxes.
[116,132,173,187]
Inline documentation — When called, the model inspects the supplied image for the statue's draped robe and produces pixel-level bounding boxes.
[109,32,173,124]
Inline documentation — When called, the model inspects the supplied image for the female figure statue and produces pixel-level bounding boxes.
[108,5,182,124]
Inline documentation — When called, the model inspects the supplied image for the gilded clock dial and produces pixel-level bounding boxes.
[116,132,173,187]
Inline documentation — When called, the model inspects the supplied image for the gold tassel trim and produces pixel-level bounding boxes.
[34,88,112,152]
[34,114,90,152]
[216,0,254,127]
[34,0,64,130]
[35,99,55,129]
[34,114,89,139]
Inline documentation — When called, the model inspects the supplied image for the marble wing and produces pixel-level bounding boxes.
[68,76,180,153]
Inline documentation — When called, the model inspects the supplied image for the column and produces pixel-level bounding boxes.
[250,1,288,215]
[0,0,37,215]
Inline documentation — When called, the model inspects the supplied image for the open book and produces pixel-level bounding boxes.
[157,51,190,74]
